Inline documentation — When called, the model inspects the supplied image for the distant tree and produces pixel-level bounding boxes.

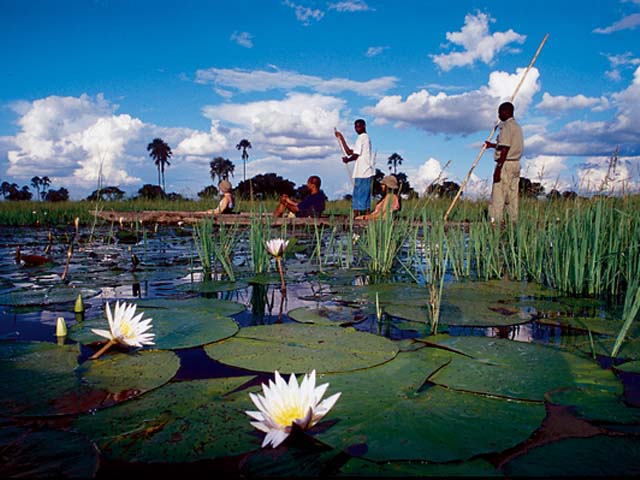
[198,185,219,199]
[387,152,403,174]
[427,181,461,198]
[519,177,545,198]
[235,139,252,182]
[209,157,235,185]
[393,171,415,197]
[236,173,294,200]
[86,186,125,201]
[562,190,577,200]
[137,184,166,200]
[546,189,561,201]
[146,138,173,191]
[371,169,386,197]
[40,176,51,200]
[4,184,33,201]
[166,192,187,202]
[44,187,69,202]
[31,176,42,201]
[0,181,12,199]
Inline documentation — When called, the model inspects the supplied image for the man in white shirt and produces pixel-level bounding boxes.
[335,119,375,216]
[484,102,524,224]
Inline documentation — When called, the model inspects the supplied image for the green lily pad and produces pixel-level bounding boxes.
[340,457,503,477]
[247,273,284,286]
[422,335,622,401]
[537,315,633,337]
[241,445,344,477]
[0,342,178,416]
[74,377,257,463]
[573,336,640,360]
[546,387,640,424]
[333,283,430,309]
[0,286,100,307]
[204,324,398,374]
[68,298,242,350]
[287,306,364,326]
[615,360,640,373]
[0,425,99,478]
[177,279,249,294]
[503,435,640,477]
[316,350,546,463]
[384,304,429,323]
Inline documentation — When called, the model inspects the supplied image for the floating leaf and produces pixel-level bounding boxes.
[0,425,99,478]
[0,286,100,307]
[315,350,546,463]
[615,360,640,373]
[503,436,640,477]
[74,377,257,463]
[0,341,178,416]
[546,387,640,424]
[287,306,363,326]
[177,279,249,294]
[204,324,398,373]
[340,457,502,477]
[69,297,242,349]
[422,335,622,401]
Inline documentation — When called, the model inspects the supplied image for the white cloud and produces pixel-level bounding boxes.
[283,0,324,25]
[203,92,346,160]
[521,155,572,192]
[593,13,640,34]
[365,67,540,135]
[536,92,610,112]
[175,121,229,156]
[366,46,388,57]
[431,12,526,71]
[195,66,397,97]
[329,0,372,12]
[577,155,640,193]
[404,157,489,198]
[604,52,640,81]
[230,31,253,48]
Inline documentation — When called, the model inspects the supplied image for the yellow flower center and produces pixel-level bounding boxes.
[272,404,306,428]
[120,320,133,338]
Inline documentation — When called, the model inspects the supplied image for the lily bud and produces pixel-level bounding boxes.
[74,294,85,314]
[55,317,67,337]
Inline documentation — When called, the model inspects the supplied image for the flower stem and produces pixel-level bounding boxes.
[90,338,117,360]
[276,257,286,293]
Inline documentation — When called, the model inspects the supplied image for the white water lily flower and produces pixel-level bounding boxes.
[246,370,341,448]
[265,238,289,258]
[91,301,155,348]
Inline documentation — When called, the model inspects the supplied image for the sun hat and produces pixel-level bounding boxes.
[380,175,398,190]
[219,180,232,193]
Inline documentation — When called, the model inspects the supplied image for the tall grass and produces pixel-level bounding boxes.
[359,213,409,275]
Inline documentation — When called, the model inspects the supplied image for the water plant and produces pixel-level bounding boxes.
[359,213,409,275]
[90,301,155,359]
[266,238,289,292]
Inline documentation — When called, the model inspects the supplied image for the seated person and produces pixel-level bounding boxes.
[211,180,235,214]
[357,175,401,220]
[274,175,327,218]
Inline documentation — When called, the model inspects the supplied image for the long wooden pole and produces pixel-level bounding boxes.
[443,33,549,222]
[334,128,355,187]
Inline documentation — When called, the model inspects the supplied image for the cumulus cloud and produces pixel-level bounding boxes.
[328,0,372,12]
[365,67,540,135]
[6,94,143,188]
[203,92,346,160]
[577,155,640,193]
[521,155,572,192]
[230,31,253,48]
[404,157,489,198]
[195,66,397,98]
[604,52,640,81]
[593,13,640,34]
[283,0,324,25]
[431,12,526,71]
[366,46,388,57]
[536,92,610,112]
[527,66,640,158]
[174,120,230,156]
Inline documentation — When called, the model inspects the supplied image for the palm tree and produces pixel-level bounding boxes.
[235,139,252,182]
[30,176,42,201]
[387,153,403,174]
[40,176,51,200]
[209,157,235,185]
[147,138,173,191]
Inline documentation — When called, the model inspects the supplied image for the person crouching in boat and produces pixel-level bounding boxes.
[357,175,401,221]
[210,180,235,214]
[274,175,327,218]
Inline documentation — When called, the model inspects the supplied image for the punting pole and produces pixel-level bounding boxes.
[335,128,355,187]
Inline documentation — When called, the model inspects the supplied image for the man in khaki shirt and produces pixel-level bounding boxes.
[484,102,523,223]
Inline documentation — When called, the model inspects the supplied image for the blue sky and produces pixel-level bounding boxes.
[1,0,639,199]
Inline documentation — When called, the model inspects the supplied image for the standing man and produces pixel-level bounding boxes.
[484,102,523,224]
[335,119,375,216]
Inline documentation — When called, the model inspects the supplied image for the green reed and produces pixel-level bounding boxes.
[359,212,409,275]
[249,207,272,274]
[211,219,239,281]
[193,218,214,279]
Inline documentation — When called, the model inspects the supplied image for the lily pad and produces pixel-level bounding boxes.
[615,360,640,373]
[177,279,250,294]
[0,286,100,307]
[422,335,622,401]
[537,315,634,337]
[546,387,640,424]
[204,324,398,373]
[333,283,430,309]
[0,425,99,478]
[73,377,257,463]
[340,457,502,477]
[287,306,364,326]
[69,297,242,350]
[503,435,640,477]
[315,350,546,463]
[0,341,179,416]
